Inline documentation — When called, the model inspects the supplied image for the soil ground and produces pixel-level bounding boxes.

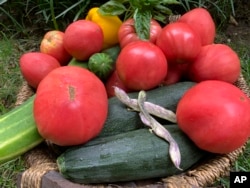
[223,1,250,51]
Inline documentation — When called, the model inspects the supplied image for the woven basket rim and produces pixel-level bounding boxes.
[16,74,250,188]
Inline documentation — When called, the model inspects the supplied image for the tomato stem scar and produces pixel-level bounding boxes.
[68,85,76,101]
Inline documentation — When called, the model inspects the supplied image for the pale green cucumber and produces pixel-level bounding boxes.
[0,95,44,164]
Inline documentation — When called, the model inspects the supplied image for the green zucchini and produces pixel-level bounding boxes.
[101,44,121,62]
[68,58,89,69]
[99,81,196,137]
[57,124,207,184]
[0,95,44,164]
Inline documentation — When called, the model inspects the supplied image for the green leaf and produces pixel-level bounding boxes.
[152,12,168,24]
[55,0,90,20]
[130,0,159,9]
[133,8,152,40]
[129,0,142,9]
[98,0,181,31]
[0,0,7,5]
[149,3,175,23]
[99,0,127,16]
[161,0,181,4]
[154,4,173,14]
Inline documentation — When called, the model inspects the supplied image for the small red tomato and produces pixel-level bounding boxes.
[156,22,201,64]
[178,8,216,46]
[116,41,167,91]
[187,44,241,84]
[34,66,108,146]
[40,30,72,66]
[162,63,188,86]
[105,70,132,98]
[118,18,162,48]
[176,80,250,154]
[63,20,103,61]
[19,52,61,89]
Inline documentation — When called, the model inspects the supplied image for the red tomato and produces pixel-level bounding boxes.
[162,63,188,85]
[176,80,250,154]
[34,66,108,146]
[63,20,103,61]
[187,44,241,84]
[105,70,132,98]
[178,8,216,46]
[116,41,167,91]
[118,18,162,48]
[19,52,61,89]
[40,30,72,66]
[156,22,201,64]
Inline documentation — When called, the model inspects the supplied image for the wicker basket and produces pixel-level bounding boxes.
[16,74,249,188]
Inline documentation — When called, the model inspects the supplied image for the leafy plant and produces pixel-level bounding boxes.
[99,0,180,41]
[0,1,26,35]
[177,0,235,27]
[0,157,25,188]
[0,0,236,35]
[0,0,106,34]
[0,36,23,113]
[35,0,92,30]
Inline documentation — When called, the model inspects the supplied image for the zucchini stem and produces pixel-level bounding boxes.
[137,90,182,171]
[114,87,177,123]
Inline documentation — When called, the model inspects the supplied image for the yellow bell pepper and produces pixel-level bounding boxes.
[85,7,122,49]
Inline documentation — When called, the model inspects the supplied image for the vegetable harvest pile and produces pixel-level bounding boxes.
[1,0,250,185]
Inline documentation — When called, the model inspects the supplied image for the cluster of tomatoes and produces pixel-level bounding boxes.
[17,7,250,154]
[117,8,241,89]
[19,7,240,94]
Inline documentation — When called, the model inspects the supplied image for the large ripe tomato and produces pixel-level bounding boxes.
[118,18,162,48]
[156,22,201,64]
[19,52,61,89]
[34,66,108,146]
[63,20,103,61]
[40,30,72,66]
[187,44,241,84]
[176,80,250,154]
[178,8,216,46]
[116,41,167,91]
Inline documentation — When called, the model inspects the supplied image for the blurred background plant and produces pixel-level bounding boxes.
[0,0,107,37]
[0,0,239,38]
[177,0,235,27]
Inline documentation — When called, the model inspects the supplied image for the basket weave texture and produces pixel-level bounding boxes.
[16,74,250,188]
